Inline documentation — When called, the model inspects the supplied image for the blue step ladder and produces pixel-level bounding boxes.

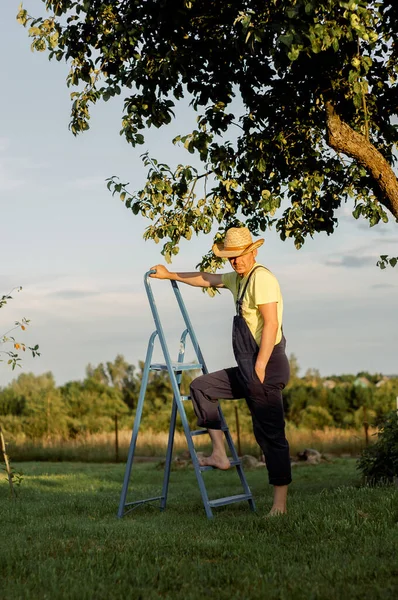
[117,270,256,519]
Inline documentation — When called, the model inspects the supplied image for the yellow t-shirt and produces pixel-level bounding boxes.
[221,263,283,346]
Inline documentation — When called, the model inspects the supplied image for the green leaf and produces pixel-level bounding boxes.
[278,33,294,47]
[286,8,298,19]
[257,158,266,173]
[305,3,314,15]
[352,205,363,219]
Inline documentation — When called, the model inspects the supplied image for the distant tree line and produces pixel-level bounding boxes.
[284,355,397,430]
[0,354,397,440]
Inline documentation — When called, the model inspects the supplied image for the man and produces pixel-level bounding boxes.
[150,226,291,515]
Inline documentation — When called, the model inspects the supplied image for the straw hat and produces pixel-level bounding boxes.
[212,227,264,258]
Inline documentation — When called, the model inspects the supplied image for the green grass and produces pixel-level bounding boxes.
[0,459,397,600]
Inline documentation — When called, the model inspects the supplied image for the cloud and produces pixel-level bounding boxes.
[371,283,396,289]
[0,137,10,152]
[0,139,48,189]
[0,163,25,191]
[68,176,107,190]
[373,236,398,244]
[325,255,376,268]
[13,157,50,170]
[49,290,100,299]
[0,274,149,331]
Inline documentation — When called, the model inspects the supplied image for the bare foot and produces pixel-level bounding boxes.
[199,454,231,470]
[268,506,287,517]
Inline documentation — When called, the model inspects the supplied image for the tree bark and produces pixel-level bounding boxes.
[325,101,398,219]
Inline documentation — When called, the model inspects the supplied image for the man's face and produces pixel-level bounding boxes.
[228,250,257,277]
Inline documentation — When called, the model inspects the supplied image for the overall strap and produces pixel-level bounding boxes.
[236,265,266,316]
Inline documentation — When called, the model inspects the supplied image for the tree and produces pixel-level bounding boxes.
[9,372,69,438]
[85,355,139,408]
[287,353,300,384]
[60,370,130,435]
[303,367,322,386]
[17,1,398,266]
[325,386,349,426]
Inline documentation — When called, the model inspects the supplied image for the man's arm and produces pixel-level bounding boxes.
[149,264,224,288]
[255,302,279,383]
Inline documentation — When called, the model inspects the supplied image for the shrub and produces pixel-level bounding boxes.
[357,411,398,484]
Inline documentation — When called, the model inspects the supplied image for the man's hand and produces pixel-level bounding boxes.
[149,265,172,279]
[148,268,224,288]
[255,360,266,383]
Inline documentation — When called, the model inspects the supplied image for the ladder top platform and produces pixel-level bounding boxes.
[150,361,202,371]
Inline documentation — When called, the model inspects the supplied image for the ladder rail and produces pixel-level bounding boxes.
[144,271,178,379]
[144,272,213,517]
[143,271,201,425]
[170,280,209,375]
[117,330,158,518]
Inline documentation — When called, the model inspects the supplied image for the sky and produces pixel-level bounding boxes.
[1,0,397,387]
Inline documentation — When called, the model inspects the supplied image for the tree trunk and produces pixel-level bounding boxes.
[0,425,15,499]
[325,101,398,219]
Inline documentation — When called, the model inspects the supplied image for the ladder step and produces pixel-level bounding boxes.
[209,493,253,508]
[190,429,208,436]
[180,395,191,401]
[199,459,240,471]
[150,362,202,371]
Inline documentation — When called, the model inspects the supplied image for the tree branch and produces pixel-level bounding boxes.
[325,102,398,219]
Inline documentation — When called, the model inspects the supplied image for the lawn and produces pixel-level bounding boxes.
[0,459,397,600]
